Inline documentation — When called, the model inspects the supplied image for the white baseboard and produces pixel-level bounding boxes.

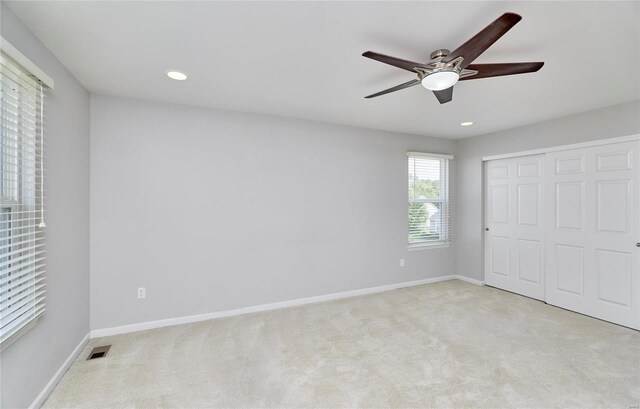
[32,276,482,407]
[453,274,485,286]
[29,332,90,409]
[91,275,466,338]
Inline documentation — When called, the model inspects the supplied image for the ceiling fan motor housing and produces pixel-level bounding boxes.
[430,49,450,60]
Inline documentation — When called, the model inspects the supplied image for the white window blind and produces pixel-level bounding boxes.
[0,50,47,346]
[408,152,452,247]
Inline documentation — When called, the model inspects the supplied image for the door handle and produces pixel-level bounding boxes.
[636,242,640,247]
[485,228,490,231]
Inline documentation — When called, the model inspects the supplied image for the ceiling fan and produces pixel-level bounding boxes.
[362,12,544,104]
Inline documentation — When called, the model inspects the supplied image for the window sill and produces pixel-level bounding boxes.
[407,242,450,251]
[0,316,40,352]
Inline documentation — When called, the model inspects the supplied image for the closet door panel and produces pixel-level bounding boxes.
[546,140,639,329]
[485,155,545,300]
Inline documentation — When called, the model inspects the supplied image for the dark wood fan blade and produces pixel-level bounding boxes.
[362,51,426,72]
[442,13,522,69]
[433,86,454,104]
[365,79,421,98]
[460,62,544,80]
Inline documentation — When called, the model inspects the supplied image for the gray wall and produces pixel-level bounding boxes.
[0,3,90,409]
[456,100,640,281]
[89,95,456,330]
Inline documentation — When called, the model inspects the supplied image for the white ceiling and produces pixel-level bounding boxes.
[7,1,640,139]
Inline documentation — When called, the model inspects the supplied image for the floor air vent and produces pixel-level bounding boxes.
[87,345,111,360]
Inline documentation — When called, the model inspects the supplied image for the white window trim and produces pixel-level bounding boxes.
[408,242,450,251]
[407,152,453,250]
[0,36,54,89]
[407,152,454,160]
[0,40,51,348]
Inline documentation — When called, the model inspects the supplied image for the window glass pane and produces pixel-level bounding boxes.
[409,201,443,243]
[0,209,9,267]
[408,154,448,245]
[408,157,441,200]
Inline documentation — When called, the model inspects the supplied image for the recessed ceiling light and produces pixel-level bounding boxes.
[460,121,474,127]
[166,70,188,81]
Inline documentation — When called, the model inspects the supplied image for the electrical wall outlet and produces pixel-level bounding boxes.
[137,287,146,299]
[400,259,405,267]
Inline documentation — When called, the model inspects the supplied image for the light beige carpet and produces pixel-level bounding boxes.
[44,280,640,408]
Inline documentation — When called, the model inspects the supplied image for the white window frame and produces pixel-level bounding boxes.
[0,37,51,349]
[407,152,453,250]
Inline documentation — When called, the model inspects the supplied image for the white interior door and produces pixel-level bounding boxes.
[484,154,545,300]
[546,140,640,329]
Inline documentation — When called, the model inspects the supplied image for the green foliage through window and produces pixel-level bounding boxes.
[408,154,449,245]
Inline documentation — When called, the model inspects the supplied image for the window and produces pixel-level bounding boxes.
[408,152,452,247]
[0,50,47,346]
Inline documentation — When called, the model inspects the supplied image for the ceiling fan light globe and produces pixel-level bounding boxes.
[421,71,459,91]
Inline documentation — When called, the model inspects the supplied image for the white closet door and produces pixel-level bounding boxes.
[546,140,640,329]
[485,154,545,300]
